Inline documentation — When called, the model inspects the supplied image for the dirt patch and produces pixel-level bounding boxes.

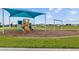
[0,30,79,37]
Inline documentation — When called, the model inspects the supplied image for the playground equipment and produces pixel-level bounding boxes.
[17,18,32,33]
[17,20,23,31]
[22,18,31,33]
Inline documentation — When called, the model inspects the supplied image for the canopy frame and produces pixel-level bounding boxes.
[53,19,63,30]
[2,9,4,34]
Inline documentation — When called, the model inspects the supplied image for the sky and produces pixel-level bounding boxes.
[0,8,79,25]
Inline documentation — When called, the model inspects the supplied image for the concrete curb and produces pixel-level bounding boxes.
[0,48,79,51]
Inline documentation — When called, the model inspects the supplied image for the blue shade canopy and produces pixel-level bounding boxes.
[3,8,45,18]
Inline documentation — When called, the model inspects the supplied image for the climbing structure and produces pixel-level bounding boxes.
[22,18,31,33]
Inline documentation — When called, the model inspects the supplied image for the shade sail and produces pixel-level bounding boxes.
[11,12,32,18]
[3,8,45,18]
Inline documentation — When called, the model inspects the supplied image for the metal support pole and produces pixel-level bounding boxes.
[45,14,46,31]
[60,21,62,30]
[53,19,55,31]
[9,16,10,28]
[61,20,63,30]
[2,9,4,34]
[33,18,36,30]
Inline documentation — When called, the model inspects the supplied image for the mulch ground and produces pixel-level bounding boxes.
[0,30,79,37]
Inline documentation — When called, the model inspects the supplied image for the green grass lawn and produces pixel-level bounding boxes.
[0,27,17,30]
[0,36,79,48]
[32,25,79,30]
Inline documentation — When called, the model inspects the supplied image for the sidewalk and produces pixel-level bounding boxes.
[0,48,79,51]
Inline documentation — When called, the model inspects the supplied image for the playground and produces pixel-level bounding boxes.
[0,8,79,48]
[0,8,79,37]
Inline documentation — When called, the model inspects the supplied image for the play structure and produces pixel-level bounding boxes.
[17,18,32,33]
